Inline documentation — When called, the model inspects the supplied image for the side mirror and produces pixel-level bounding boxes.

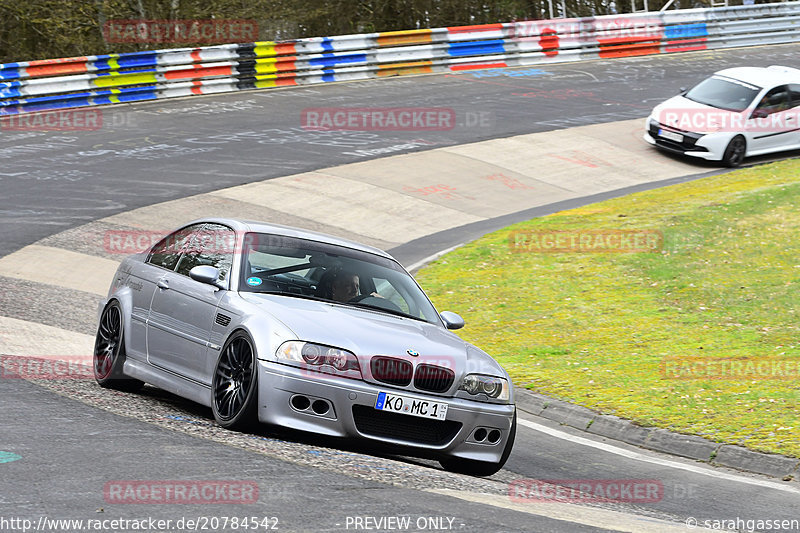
[440,311,465,330]
[189,265,223,289]
[751,109,768,119]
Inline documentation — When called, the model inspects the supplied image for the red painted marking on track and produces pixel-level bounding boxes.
[548,151,611,168]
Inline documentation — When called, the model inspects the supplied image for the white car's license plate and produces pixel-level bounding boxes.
[375,391,448,420]
[658,129,683,143]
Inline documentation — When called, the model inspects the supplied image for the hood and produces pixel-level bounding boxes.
[241,292,469,362]
[651,95,746,135]
[241,292,511,398]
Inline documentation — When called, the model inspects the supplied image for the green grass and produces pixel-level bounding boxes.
[417,159,800,457]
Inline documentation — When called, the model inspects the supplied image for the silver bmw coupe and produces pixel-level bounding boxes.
[94,218,516,476]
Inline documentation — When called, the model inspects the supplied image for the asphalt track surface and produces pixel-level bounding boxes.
[2,44,800,531]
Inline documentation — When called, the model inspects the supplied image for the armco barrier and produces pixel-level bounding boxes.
[2,2,799,115]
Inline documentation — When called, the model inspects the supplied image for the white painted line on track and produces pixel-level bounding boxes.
[518,417,800,495]
[405,243,465,273]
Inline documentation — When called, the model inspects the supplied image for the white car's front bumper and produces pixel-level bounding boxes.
[644,118,733,162]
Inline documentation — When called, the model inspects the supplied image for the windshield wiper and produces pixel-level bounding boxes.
[347,301,428,323]
[244,291,328,303]
[244,291,432,323]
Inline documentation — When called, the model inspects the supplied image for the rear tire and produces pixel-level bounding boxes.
[93,301,144,392]
[721,135,746,167]
[439,411,517,477]
[212,331,258,431]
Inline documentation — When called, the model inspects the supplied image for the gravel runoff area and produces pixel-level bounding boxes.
[0,356,685,525]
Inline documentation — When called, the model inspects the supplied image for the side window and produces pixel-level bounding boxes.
[789,84,800,109]
[145,224,202,271]
[755,86,789,115]
[175,223,235,282]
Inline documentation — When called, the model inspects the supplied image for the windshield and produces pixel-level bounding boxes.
[684,76,760,112]
[239,233,441,324]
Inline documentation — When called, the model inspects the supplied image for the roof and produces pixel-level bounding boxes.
[713,65,800,89]
[183,217,394,260]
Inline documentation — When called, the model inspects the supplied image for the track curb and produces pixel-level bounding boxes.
[515,388,800,481]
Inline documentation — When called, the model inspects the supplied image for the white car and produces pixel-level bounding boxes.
[644,65,800,167]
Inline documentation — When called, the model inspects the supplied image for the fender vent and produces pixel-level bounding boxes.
[215,313,231,327]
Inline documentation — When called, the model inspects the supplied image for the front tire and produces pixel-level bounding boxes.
[212,331,258,431]
[721,135,746,167]
[439,411,517,477]
[93,301,144,392]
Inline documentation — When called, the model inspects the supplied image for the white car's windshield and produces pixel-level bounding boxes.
[240,233,440,324]
[684,76,760,112]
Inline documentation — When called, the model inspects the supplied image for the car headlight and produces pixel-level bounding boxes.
[276,341,362,379]
[459,374,509,402]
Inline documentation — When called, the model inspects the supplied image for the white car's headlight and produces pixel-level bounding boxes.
[276,341,362,379]
[459,374,510,402]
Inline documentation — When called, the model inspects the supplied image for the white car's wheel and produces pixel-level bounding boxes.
[721,135,746,167]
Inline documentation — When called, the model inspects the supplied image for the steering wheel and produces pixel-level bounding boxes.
[348,294,372,303]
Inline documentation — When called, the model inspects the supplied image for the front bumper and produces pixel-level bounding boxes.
[644,119,725,162]
[256,360,515,463]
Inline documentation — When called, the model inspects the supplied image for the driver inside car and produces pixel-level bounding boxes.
[330,270,360,302]
[318,268,383,303]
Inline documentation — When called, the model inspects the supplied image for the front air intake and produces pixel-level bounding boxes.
[370,356,413,386]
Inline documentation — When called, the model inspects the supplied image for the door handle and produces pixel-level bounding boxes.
[157,278,169,290]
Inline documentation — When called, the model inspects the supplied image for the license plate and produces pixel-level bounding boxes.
[375,391,448,420]
[658,129,683,143]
